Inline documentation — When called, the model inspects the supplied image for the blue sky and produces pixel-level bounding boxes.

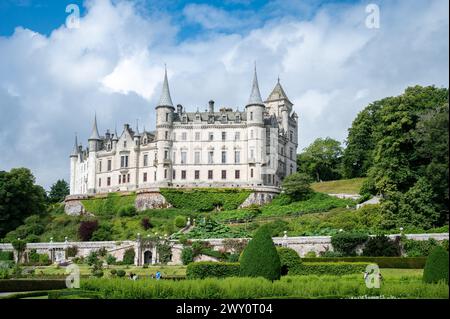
[0,0,448,189]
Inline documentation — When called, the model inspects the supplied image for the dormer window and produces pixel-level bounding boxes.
[182,115,188,123]
[196,114,201,121]
[236,114,241,123]
[123,141,127,148]
[221,115,227,123]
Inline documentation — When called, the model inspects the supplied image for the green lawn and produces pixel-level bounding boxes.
[311,178,366,195]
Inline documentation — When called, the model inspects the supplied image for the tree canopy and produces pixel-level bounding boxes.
[48,179,69,203]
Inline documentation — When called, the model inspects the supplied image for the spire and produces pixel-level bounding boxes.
[70,133,79,157]
[112,125,119,141]
[88,113,101,140]
[266,78,291,104]
[247,63,263,106]
[135,119,141,137]
[157,65,174,108]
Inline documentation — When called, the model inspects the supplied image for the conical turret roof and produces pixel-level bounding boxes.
[88,114,101,140]
[70,134,79,157]
[157,66,174,108]
[266,78,291,104]
[247,65,264,106]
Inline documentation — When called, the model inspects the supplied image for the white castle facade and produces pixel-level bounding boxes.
[69,67,298,195]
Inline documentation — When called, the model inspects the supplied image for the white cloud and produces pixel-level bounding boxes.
[0,0,448,189]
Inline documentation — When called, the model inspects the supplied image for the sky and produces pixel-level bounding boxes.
[0,0,448,190]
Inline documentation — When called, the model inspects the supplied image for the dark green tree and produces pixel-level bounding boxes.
[423,246,449,284]
[282,172,313,201]
[240,226,281,280]
[48,179,69,203]
[0,168,47,238]
[297,137,343,181]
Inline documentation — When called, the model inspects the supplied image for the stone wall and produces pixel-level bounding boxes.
[239,187,280,208]
[135,188,171,211]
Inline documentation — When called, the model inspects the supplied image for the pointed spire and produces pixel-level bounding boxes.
[135,119,141,137]
[71,133,79,157]
[157,65,174,108]
[266,78,291,104]
[112,124,119,141]
[89,113,101,140]
[247,63,263,106]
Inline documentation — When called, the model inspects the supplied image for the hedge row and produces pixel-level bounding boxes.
[0,279,67,292]
[289,262,370,276]
[301,257,427,269]
[186,262,240,279]
[0,251,14,261]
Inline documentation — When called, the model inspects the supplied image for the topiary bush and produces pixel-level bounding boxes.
[277,247,302,275]
[186,262,240,279]
[331,232,368,256]
[181,247,194,265]
[116,269,126,277]
[240,227,281,281]
[362,235,401,257]
[122,248,135,265]
[174,216,186,228]
[423,246,449,284]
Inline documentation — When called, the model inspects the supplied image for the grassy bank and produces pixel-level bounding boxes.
[311,178,366,194]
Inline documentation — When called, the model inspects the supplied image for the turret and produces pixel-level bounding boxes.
[88,114,101,152]
[245,65,265,125]
[87,114,101,194]
[155,66,175,129]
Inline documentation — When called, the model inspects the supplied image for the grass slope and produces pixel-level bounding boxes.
[311,178,366,194]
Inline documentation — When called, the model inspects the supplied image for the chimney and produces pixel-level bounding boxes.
[177,104,183,114]
[208,100,215,113]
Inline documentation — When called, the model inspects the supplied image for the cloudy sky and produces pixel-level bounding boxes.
[0,0,448,190]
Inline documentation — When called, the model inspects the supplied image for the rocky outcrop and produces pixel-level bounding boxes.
[135,188,172,211]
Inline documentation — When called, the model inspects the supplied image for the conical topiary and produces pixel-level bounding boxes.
[423,246,449,284]
[240,226,281,280]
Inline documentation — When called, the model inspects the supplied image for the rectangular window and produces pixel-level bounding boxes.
[290,131,293,142]
[250,149,254,159]
[234,151,240,164]
[165,131,168,139]
[250,130,254,139]
[143,154,148,167]
[221,151,227,164]
[127,174,130,183]
[208,151,214,164]
[143,172,147,182]
[107,159,112,171]
[195,170,200,180]
[208,170,213,180]
[235,170,240,179]
[195,132,200,141]
[235,132,240,141]
[173,133,176,140]
[181,170,186,180]
[164,169,167,179]
[221,170,227,180]
[119,175,121,184]
[164,150,169,160]
[289,148,293,160]
[165,113,169,121]
[194,151,200,164]
[172,170,176,179]
[154,171,156,181]
[182,132,187,141]
[208,132,214,141]
[98,178,101,187]
[250,112,253,120]
[120,155,129,168]
[107,177,111,186]
[250,168,254,178]
[221,132,226,141]
[181,151,187,164]
[98,160,102,172]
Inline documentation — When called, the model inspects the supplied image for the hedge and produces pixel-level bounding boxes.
[0,251,14,261]
[160,188,251,211]
[423,246,449,284]
[186,262,240,279]
[290,262,371,276]
[0,279,67,292]
[301,257,427,269]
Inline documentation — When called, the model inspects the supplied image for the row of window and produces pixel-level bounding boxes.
[165,131,245,141]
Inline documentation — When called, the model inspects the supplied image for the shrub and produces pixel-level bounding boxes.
[11,239,26,262]
[331,232,368,256]
[423,246,449,284]
[106,254,117,265]
[262,220,290,237]
[240,227,281,281]
[78,220,99,241]
[174,216,186,228]
[118,205,137,217]
[282,173,313,201]
[362,235,401,257]
[141,217,152,230]
[0,251,14,261]
[181,247,194,265]
[110,269,117,276]
[122,248,135,265]
[304,251,317,258]
[402,238,445,257]
[277,247,302,275]
[301,257,427,269]
[116,269,126,277]
[290,262,371,276]
[86,251,99,266]
[38,254,50,265]
[93,270,104,278]
[186,262,240,279]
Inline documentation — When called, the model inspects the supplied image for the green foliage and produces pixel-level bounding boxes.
[240,227,281,281]
[106,254,117,265]
[122,248,135,265]
[362,235,401,257]
[186,262,240,279]
[290,262,370,276]
[331,232,368,256]
[160,188,251,211]
[48,179,69,203]
[156,240,173,265]
[182,218,249,239]
[0,250,13,261]
[282,173,313,201]
[297,137,344,182]
[423,246,449,284]
[181,247,194,265]
[116,269,126,277]
[81,193,136,216]
[11,239,26,262]
[262,220,290,237]
[0,168,47,238]
[174,216,186,228]
[304,251,317,258]
[301,257,427,269]
[86,251,99,266]
[65,246,78,258]
[212,207,261,223]
[277,247,302,275]
[78,220,99,241]
[118,205,137,217]
[91,222,113,241]
[402,238,448,257]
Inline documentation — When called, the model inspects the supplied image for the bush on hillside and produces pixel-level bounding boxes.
[186,262,240,279]
[362,235,401,257]
[174,216,186,228]
[118,205,136,217]
[282,173,313,201]
[277,247,302,275]
[423,246,449,284]
[240,227,281,281]
[141,217,152,230]
[78,220,99,241]
[331,232,368,256]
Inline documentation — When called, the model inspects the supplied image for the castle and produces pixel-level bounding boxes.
[69,67,298,195]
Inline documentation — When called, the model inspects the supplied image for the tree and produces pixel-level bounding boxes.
[282,172,313,201]
[240,226,281,281]
[297,137,343,182]
[78,220,99,241]
[11,239,27,263]
[48,179,69,203]
[0,168,47,238]
[423,246,449,284]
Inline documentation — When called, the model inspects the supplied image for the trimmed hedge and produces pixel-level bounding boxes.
[290,262,371,276]
[160,188,251,211]
[0,251,14,261]
[301,257,427,269]
[0,279,67,292]
[186,262,240,279]
[277,247,302,275]
[423,246,449,284]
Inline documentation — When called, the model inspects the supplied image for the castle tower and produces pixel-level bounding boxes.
[155,66,174,186]
[265,78,293,132]
[246,65,265,186]
[87,114,101,194]
[69,134,79,195]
